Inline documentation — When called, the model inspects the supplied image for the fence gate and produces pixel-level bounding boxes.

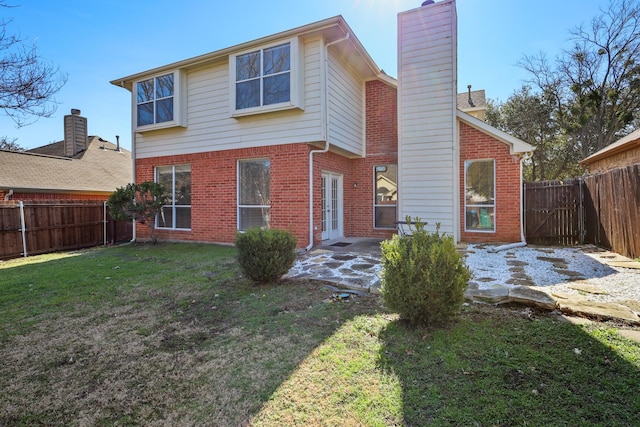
[524,178,584,245]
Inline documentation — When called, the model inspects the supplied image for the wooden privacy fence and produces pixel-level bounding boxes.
[524,178,584,246]
[0,200,132,260]
[525,164,640,259]
[583,164,640,259]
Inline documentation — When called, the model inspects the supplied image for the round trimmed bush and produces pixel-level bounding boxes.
[380,219,471,324]
[236,228,298,284]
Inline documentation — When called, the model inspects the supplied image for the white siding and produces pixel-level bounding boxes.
[135,38,325,159]
[397,0,458,239]
[326,48,365,157]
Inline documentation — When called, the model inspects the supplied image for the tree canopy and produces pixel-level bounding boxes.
[487,0,640,181]
[0,135,23,151]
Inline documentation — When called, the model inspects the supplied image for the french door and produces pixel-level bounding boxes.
[321,172,343,240]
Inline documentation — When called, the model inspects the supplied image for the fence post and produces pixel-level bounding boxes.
[103,201,107,246]
[19,201,27,257]
[578,178,585,245]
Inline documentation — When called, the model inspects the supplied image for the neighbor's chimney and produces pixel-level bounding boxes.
[468,84,473,105]
[64,109,88,157]
[116,135,120,152]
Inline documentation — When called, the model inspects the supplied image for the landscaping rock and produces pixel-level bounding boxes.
[507,286,557,310]
[608,260,640,269]
[566,282,608,295]
[555,269,585,279]
[465,287,510,304]
[552,292,640,325]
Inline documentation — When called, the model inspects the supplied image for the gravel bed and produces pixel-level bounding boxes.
[465,244,640,304]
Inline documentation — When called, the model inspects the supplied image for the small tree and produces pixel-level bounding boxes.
[380,218,471,325]
[107,181,168,244]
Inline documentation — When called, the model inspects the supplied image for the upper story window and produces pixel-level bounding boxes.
[236,43,290,109]
[137,73,174,126]
[230,39,302,117]
[135,71,184,131]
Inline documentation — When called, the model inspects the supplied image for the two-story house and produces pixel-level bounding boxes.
[111,0,532,248]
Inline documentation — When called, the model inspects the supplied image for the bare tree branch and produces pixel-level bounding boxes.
[0,1,67,127]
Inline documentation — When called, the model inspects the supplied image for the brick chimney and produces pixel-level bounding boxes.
[64,109,88,157]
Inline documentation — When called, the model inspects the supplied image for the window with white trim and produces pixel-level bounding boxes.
[230,39,301,116]
[238,159,270,230]
[137,73,174,126]
[464,159,495,232]
[135,71,183,130]
[156,164,191,230]
[374,165,397,229]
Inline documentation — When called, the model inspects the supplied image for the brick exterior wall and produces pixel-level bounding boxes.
[136,144,312,247]
[459,121,522,243]
[134,80,400,248]
[134,82,524,248]
[349,80,398,240]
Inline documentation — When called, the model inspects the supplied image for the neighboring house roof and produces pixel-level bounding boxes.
[457,89,486,111]
[457,110,534,155]
[580,128,640,166]
[111,15,395,90]
[0,136,132,194]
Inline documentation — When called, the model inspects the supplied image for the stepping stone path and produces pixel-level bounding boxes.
[286,243,640,326]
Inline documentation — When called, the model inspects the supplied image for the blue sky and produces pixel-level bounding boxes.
[1,0,606,151]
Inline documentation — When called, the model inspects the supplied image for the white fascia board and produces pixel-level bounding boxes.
[457,110,534,155]
[111,15,383,91]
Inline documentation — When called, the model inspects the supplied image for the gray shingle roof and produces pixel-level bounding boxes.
[0,136,132,194]
[457,89,486,110]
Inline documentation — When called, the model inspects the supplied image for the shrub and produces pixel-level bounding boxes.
[380,218,471,324]
[107,181,168,244]
[236,228,298,284]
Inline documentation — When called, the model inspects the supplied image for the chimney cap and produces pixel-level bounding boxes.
[421,0,435,5]
[70,108,81,115]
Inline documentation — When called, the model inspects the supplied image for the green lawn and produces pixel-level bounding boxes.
[0,243,639,426]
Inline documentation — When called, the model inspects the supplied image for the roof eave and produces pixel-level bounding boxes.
[0,186,113,196]
[580,135,640,166]
[457,110,535,155]
[110,15,382,91]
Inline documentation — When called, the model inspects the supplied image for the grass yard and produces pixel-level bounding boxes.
[1,243,639,426]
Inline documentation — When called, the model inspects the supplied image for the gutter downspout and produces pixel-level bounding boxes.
[305,32,350,251]
[488,153,530,253]
[130,130,137,243]
[4,189,13,201]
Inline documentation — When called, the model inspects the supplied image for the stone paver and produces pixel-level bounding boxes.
[286,239,640,325]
